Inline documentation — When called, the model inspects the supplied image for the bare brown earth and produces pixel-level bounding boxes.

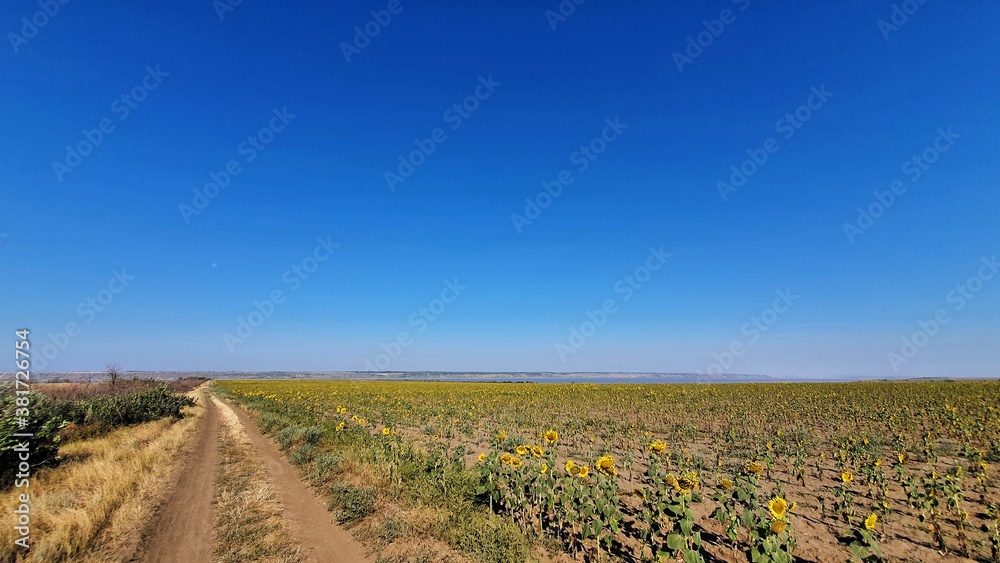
[218,395,374,563]
[136,390,219,562]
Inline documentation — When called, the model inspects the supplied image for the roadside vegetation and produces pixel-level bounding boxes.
[0,375,202,488]
[216,379,1000,562]
[214,384,531,563]
[0,387,204,562]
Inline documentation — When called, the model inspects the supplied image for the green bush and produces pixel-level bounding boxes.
[57,385,195,430]
[330,482,376,523]
[0,390,65,489]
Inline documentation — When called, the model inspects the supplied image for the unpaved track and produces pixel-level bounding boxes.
[219,395,373,563]
[138,390,219,562]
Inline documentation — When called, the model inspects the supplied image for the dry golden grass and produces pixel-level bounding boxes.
[0,392,204,562]
[212,397,303,563]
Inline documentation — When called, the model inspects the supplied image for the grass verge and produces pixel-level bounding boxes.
[212,396,303,563]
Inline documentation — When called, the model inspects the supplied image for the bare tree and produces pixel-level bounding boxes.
[106,364,120,388]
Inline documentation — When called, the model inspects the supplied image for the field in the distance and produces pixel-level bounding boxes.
[216,379,1000,562]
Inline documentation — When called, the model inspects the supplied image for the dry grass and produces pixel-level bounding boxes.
[212,396,303,563]
[0,390,205,562]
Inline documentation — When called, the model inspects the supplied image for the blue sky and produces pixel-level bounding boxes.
[1,1,998,378]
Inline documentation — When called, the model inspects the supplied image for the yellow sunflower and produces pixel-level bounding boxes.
[841,471,854,484]
[577,465,590,478]
[650,440,667,453]
[477,453,486,462]
[720,479,734,490]
[497,431,507,441]
[565,460,578,475]
[510,457,523,468]
[770,519,787,534]
[544,430,558,444]
[595,455,617,477]
[768,497,788,520]
[515,445,528,456]
[500,452,513,465]
[864,513,878,531]
[531,445,544,458]
[746,461,765,475]
[382,427,390,435]
[540,463,548,474]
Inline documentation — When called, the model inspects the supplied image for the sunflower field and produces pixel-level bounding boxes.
[216,379,1000,562]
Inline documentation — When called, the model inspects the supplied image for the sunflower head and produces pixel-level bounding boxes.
[720,479,734,490]
[595,455,617,477]
[515,445,528,456]
[544,430,558,444]
[382,427,390,435]
[864,513,878,531]
[650,440,667,454]
[497,431,506,441]
[477,453,486,462]
[500,452,513,465]
[577,465,590,478]
[746,461,765,475]
[510,456,523,468]
[770,519,787,534]
[768,497,788,520]
[540,463,548,474]
[531,445,544,458]
[841,471,854,484]
[565,460,578,475]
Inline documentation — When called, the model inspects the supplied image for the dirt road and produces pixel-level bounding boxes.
[220,396,373,563]
[138,390,219,562]
[138,389,371,563]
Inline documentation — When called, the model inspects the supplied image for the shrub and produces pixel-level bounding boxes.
[0,390,65,489]
[330,482,376,523]
[57,385,195,430]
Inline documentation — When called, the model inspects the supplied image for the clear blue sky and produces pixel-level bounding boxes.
[2,1,998,378]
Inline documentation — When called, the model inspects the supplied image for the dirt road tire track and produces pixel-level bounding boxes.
[217,395,373,563]
[137,390,219,562]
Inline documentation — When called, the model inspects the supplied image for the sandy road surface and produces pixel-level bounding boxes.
[137,390,219,562]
